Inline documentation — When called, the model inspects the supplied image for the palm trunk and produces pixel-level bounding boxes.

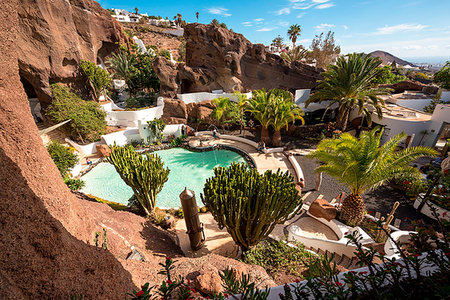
[272,130,282,147]
[261,127,270,144]
[339,193,365,226]
[337,107,350,132]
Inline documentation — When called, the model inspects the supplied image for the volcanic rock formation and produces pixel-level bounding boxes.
[379,80,439,94]
[17,0,127,106]
[154,24,322,97]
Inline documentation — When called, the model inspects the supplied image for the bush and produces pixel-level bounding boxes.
[147,119,166,144]
[64,178,85,191]
[201,163,301,251]
[159,49,171,60]
[125,92,157,110]
[434,61,450,89]
[79,60,112,99]
[47,84,107,143]
[170,134,187,147]
[46,141,78,176]
[242,239,317,279]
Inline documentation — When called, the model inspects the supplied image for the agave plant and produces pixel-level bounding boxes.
[308,127,437,226]
[107,51,136,90]
[306,53,390,131]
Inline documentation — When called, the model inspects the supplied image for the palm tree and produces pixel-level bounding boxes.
[107,51,136,93]
[245,89,273,143]
[308,127,437,226]
[306,53,390,131]
[270,96,304,146]
[287,24,302,49]
[281,46,308,63]
[134,7,139,14]
[233,91,249,134]
[173,13,182,27]
[196,12,199,23]
[271,35,284,50]
[212,97,231,130]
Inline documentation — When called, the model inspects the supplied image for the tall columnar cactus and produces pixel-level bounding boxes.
[106,145,170,215]
[201,163,302,252]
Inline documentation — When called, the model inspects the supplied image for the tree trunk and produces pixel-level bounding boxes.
[272,130,282,147]
[261,127,270,144]
[336,107,350,132]
[339,193,365,227]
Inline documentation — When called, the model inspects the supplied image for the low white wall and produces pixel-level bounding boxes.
[69,162,82,178]
[101,129,140,147]
[414,194,450,221]
[219,134,259,149]
[104,106,164,127]
[177,92,252,104]
[288,155,304,183]
[65,138,103,155]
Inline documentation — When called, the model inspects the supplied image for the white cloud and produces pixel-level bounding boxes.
[374,23,427,35]
[297,12,306,18]
[343,25,349,30]
[312,0,330,3]
[315,23,335,31]
[315,3,335,9]
[254,18,264,22]
[256,27,276,32]
[292,3,315,9]
[289,0,307,2]
[206,7,231,17]
[242,21,253,27]
[276,7,291,15]
[279,21,290,27]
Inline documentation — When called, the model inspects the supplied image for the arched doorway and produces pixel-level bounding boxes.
[20,75,43,123]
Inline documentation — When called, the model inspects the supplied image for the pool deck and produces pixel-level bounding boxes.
[188,136,296,176]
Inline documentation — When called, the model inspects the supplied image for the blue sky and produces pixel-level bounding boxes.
[97,0,450,62]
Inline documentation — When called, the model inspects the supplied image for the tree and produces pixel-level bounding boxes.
[106,145,170,215]
[196,12,199,23]
[270,96,304,146]
[307,31,340,69]
[434,61,450,89]
[271,35,285,50]
[47,84,106,143]
[234,91,249,134]
[287,24,302,49]
[46,141,78,176]
[306,53,390,131]
[372,65,407,84]
[308,127,437,226]
[134,7,139,14]
[246,89,273,143]
[173,13,182,27]
[211,19,220,27]
[79,60,112,100]
[201,163,301,252]
[281,46,308,63]
[107,50,136,91]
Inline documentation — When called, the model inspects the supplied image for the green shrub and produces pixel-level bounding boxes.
[170,134,187,147]
[159,49,171,60]
[46,141,78,176]
[125,92,157,110]
[64,178,85,191]
[147,119,166,144]
[79,60,112,99]
[201,163,301,251]
[434,61,450,89]
[47,84,107,143]
[242,239,317,278]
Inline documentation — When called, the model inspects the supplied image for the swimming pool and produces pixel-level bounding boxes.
[81,147,247,208]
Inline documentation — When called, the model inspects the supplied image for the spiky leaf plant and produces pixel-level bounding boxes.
[201,163,302,252]
[308,127,437,226]
[106,145,170,215]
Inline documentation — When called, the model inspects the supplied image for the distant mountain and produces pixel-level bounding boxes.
[369,50,416,67]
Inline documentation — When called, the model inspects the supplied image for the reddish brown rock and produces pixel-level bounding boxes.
[308,198,337,221]
[153,56,179,98]
[155,24,322,96]
[17,0,127,106]
[96,144,111,157]
[161,99,188,124]
[193,265,224,294]
[187,100,216,124]
[379,80,438,94]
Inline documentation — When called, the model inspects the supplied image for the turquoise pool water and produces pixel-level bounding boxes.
[81,148,246,208]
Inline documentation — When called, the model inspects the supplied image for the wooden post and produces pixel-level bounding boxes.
[180,187,205,251]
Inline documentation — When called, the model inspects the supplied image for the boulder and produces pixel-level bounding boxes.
[308,198,337,221]
[379,80,434,94]
[193,265,224,295]
[422,85,440,95]
[17,0,127,106]
[156,24,322,96]
[187,100,216,124]
[96,144,111,157]
[161,99,188,124]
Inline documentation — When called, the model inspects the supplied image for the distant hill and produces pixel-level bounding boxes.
[369,50,416,67]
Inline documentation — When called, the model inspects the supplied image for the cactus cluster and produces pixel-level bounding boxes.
[106,145,170,215]
[201,163,302,251]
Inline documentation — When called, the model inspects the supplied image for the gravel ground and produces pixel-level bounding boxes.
[295,155,437,231]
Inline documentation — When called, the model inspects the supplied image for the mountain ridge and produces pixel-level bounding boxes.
[369,50,416,67]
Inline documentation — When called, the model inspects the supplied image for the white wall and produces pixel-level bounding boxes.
[101,129,141,147]
[423,104,450,147]
[101,99,164,127]
[294,89,311,106]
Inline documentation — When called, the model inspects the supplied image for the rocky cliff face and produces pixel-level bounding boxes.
[154,24,322,97]
[17,0,127,105]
